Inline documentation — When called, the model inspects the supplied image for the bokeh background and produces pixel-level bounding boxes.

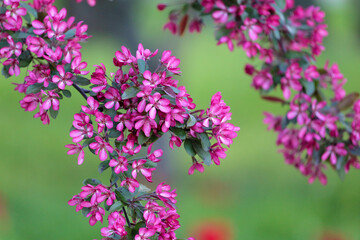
[1,0,360,239]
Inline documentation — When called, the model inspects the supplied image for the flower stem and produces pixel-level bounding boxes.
[72,83,89,101]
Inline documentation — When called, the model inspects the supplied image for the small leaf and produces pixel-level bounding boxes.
[109,201,124,212]
[184,139,196,157]
[121,86,140,100]
[49,108,59,119]
[349,146,360,156]
[108,128,121,138]
[82,178,102,186]
[20,2,38,18]
[98,160,110,174]
[170,127,187,140]
[18,50,32,67]
[261,95,286,104]
[303,80,315,96]
[137,59,147,74]
[12,32,34,39]
[275,0,286,9]
[81,207,91,217]
[336,156,346,181]
[187,114,197,127]
[64,29,76,40]
[193,140,211,166]
[336,93,359,112]
[26,83,43,94]
[62,89,72,98]
[115,187,131,205]
[197,133,211,151]
[73,75,90,86]
[1,66,11,79]
[82,138,95,147]
[138,131,149,145]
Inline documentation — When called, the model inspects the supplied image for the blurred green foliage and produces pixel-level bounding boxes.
[0,1,360,240]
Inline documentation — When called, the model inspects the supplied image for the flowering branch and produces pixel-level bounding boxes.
[159,0,360,185]
[0,0,239,239]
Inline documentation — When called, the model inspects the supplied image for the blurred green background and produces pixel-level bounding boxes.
[1,0,360,239]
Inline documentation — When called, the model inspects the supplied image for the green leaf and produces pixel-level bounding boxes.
[349,146,360,156]
[170,127,187,140]
[132,184,151,197]
[115,187,131,205]
[275,0,286,9]
[81,207,91,217]
[137,59,147,74]
[197,133,211,151]
[0,7,6,14]
[109,201,124,212]
[26,83,43,94]
[193,140,211,166]
[108,128,121,138]
[138,131,149,145]
[336,156,346,181]
[62,89,72,98]
[82,178,102,186]
[49,107,59,119]
[18,50,32,68]
[303,80,315,96]
[82,138,95,147]
[12,32,34,39]
[73,75,90,86]
[1,66,11,79]
[186,114,197,127]
[64,29,76,40]
[20,2,38,18]
[98,160,110,174]
[184,139,196,157]
[121,86,140,100]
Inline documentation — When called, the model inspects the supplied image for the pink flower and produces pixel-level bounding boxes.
[135,228,156,240]
[89,136,114,161]
[65,143,85,165]
[41,90,60,111]
[109,156,128,174]
[160,50,181,75]
[122,140,141,155]
[188,162,204,175]
[81,96,99,115]
[120,178,139,193]
[0,36,22,58]
[52,65,73,90]
[115,46,136,65]
[321,143,347,165]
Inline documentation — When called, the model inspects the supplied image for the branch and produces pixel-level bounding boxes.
[72,83,89,101]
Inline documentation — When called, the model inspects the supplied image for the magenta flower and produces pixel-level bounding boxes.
[109,156,128,174]
[0,36,22,58]
[160,50,181,75]
[188,162,204,175]
[122,140,141,156]
[52,65,73,90]
[135,228,156,240]
[120,178,139,193]
[65,143,85,165]
[115,46,136,65]
[41,90,60,111]
[132,159,156,182]
[81,96,99,115]
[321,143,347,165]
[89,136,114,161]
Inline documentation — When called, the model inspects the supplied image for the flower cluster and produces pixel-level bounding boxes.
[2,0,239,238]
[65,44,239,239]
[160,0,360,184]
[1,0,90,124]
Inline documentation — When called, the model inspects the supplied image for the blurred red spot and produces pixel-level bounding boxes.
[318,231,347,240]
[190,219,234,240]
